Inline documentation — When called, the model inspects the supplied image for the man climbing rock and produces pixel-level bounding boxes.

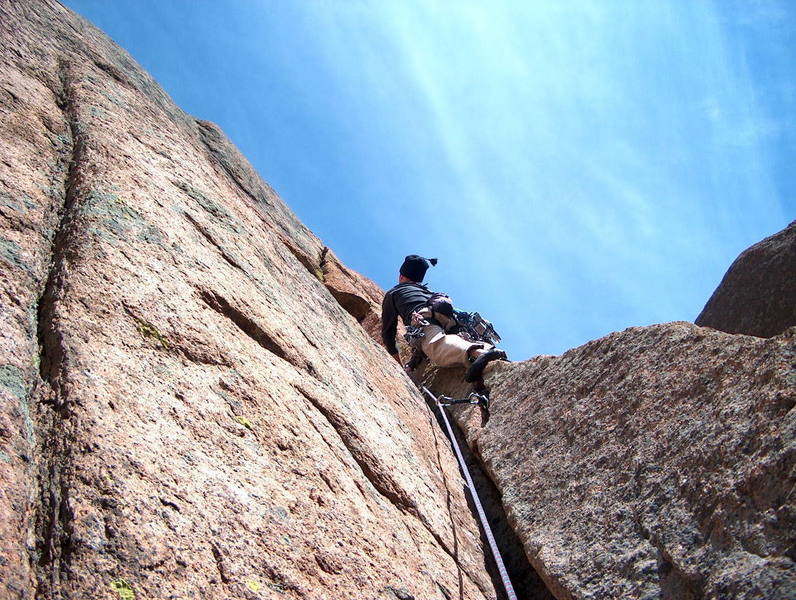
[381,255,507,385]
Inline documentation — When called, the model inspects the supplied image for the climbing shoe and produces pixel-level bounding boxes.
[465,349,507,382]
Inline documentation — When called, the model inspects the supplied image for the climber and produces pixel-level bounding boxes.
[381,255,507,385]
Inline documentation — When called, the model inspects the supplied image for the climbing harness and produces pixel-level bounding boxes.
[421,386,517,600]
[403,303,502,375]
[402,296,502,350]
[403,325,427,350]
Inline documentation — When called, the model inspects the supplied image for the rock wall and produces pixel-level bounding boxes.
[0,2,499,599]
[696,221,796,338]
[442,323,795,599]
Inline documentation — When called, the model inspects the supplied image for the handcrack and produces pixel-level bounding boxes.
[292,382,463,563]
[32,57,85,600]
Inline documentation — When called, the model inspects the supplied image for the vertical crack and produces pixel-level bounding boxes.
[37,58,86,397]
[432,402,555,600]
[424,404,468,599]
[291,383,420,516]
[210,542,231,585]
[197,287,323,380]
[32,58,86,600]
[292,382,484,590]
[198,289,294,365]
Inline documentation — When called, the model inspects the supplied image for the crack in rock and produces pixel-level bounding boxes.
[198,288,303,368]
[292,382,466,565]
[32,57,85,600]
[183,210,247,273]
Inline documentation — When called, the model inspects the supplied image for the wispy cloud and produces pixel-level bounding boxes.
[274,0,792,355]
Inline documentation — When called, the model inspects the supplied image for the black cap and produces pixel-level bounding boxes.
[400,255,438,282]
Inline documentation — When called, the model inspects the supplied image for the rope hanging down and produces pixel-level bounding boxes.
[421,386,518,600]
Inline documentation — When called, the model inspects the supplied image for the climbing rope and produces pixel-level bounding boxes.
[421,386,518,600]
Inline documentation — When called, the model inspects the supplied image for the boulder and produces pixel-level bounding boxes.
[0,2,499,598]
[696,221,796,338]
[444,323,796,599]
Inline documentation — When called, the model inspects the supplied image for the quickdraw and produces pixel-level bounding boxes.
[437,391,489,410]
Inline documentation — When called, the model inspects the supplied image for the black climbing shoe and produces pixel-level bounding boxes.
[465,349,507,382]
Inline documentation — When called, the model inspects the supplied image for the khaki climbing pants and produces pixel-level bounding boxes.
[416,307,486,368]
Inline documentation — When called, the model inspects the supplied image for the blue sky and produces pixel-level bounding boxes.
[63,0,794,360]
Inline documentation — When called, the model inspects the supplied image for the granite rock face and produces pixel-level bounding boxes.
[443,323,796,600]
[0,2,498,599]
[4,3,793,600]
[696,221,796,338]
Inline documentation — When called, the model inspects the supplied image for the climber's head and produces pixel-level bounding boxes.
[399,255,437,283]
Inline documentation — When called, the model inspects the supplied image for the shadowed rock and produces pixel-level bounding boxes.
[320,246,386,342]
[696,221,796,338]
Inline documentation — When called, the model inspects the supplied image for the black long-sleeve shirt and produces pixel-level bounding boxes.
[381,282,433,355]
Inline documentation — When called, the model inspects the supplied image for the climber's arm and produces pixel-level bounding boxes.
[381,291,400,360]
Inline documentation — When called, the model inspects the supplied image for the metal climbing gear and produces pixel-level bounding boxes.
[437,392,489,410]
[452,310,502,346]
[403,310,430,350]
[421,386,517,600]
[403,324,425,349]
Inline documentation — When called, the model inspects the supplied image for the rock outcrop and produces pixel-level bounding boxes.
[0,2,501,599]
[319,246,385,343]
[441,323,795,599]
[696,221,796,338]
